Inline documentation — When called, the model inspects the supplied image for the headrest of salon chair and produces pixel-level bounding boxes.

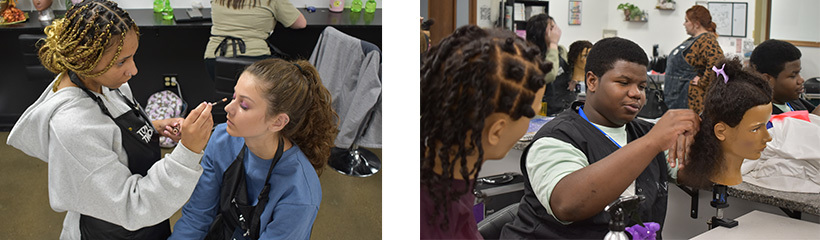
[477,203,519,240]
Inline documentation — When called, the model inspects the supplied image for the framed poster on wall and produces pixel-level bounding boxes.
[707,2,747,37]
[569,0,582,25]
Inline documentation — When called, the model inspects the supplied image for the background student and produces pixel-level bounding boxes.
[749,39,819,115]
[664,5,724,114]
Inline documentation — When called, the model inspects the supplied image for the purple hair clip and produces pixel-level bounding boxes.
[712,64,728,83]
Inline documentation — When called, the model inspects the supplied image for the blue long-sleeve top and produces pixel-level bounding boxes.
[169,123,321,240]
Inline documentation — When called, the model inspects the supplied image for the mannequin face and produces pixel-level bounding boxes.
[574,48,590,70]
[768,60,804,104]
[33,0,53,11]
[716,104,774,161]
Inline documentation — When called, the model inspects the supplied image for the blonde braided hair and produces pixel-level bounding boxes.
[38,0,138,82]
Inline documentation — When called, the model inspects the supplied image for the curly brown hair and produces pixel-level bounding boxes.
[38,0,138,78]
[682,57,772,188]
[244,58,339,176]
[421,25,551,231]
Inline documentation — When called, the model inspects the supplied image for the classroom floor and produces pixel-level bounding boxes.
[0,131,381,239]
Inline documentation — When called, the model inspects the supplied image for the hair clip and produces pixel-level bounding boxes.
[712,63,728,83]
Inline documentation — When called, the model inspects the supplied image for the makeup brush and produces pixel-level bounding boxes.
[210,97,228,107]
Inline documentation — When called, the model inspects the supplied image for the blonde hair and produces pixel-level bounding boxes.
[38,0,138,78]
[244,59,339,176]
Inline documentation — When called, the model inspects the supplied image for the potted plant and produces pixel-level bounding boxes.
[617,3,643,21]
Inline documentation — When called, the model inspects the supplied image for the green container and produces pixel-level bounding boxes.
[153,0,163,12]
[350,0,362,13]
[161,0,174,20]
[365,0,376,13]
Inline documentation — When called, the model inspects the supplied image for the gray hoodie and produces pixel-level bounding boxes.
[7,73,204,240]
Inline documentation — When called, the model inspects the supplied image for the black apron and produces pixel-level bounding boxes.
[205,137,284,240]
[67,72,169,240]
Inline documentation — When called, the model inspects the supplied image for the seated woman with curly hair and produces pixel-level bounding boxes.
[420,25,550,239]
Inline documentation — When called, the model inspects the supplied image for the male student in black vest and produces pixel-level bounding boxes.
[749,39,819,115]
[500,37,700,239]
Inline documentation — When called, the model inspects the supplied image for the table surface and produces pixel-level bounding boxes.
[727,182,820,216]
[0,8,381,30]
[690,210,820,239]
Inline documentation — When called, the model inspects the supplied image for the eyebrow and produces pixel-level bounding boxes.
[117,55,133,62]
[616,75,647,84]
[238,94,256,103]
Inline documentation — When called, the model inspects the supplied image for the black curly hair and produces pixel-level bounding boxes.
[682,57,772,188]
[567,40,593,70]
[525,14,554,58]
[750,39,802,77]
[584,37,649,86]
[421,25,551,231]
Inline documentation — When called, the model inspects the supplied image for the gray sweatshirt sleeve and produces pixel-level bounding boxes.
[46,102,203,231]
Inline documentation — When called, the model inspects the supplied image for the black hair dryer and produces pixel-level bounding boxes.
[604,195,645,240]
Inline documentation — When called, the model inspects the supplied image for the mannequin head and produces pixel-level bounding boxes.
[568,40,593,81]
[33,0,53,11]
[421,25,549,230]
[684,58,773,187]
[750,39,804,104]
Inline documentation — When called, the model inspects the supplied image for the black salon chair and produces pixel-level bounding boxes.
[18,34,54,83]
[477,202,519,240]
[211,57,258,124]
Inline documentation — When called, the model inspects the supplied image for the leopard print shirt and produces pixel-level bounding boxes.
[685,32,724,114]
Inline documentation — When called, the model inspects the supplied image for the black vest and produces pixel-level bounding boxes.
[500,106,669,239]
[772,98,817,114]
[543,50,576,116]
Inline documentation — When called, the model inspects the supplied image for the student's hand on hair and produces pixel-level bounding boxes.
[179,102,214,154]
[153,118,184,142]
[548,22,562,49]
[648,109,701,161]
[667,133,695,169]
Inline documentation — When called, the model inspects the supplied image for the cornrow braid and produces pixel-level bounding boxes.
[38,0,138,78]
[421,25,550,231]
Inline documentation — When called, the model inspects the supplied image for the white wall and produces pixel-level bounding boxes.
[16,0,382,11]
[550,0,818,79]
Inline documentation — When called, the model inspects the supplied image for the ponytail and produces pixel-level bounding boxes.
[245,59,339,176]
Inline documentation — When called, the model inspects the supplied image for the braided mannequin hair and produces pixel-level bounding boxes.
[567,40,593,70]
[421,25,551,231]
[682,57,772,188]
[38,0,138,78]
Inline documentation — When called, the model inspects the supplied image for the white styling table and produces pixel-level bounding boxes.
[690,210,820,239]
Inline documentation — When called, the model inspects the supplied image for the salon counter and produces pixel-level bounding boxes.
[0,8,381,130]
[724,182,820,217]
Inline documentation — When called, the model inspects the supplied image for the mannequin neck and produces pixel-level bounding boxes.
[572,65,585,82]
[709,154,744,186]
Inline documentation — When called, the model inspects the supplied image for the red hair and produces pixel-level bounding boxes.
[686,5,716,33]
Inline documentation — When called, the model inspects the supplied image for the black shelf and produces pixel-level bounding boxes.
[501,0,549,31]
